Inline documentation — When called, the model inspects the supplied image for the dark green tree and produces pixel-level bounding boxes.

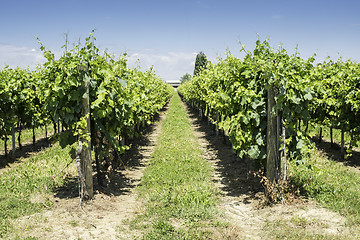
[180,73,191,84]
[193,52,207,77]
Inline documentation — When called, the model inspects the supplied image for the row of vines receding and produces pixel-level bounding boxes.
[178,39,360,182]
[0,31,173,199]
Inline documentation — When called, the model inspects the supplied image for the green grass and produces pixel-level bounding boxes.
[135,93,219,239]
[264,217,356,240]
[0,143,76,238]
[284,122,360,227]
[0,124,55,153]
[289,149,360,226]
[308,123,360,149]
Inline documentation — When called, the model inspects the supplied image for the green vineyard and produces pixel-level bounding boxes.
[1,34,360,239]
[178,39,360,179]
[0,32,173,197]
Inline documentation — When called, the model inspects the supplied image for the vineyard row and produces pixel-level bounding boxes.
[178,39,360,180]
[0,32,173,197]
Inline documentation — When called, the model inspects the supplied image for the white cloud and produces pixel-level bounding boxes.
[0,44,46,68]
[127,50,197,81]
[0,44,198,81]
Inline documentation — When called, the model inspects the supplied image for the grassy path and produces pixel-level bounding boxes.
[0,143,76,238]
[134,92,360,239]
[0,124,55,155]
[134,93,221,239]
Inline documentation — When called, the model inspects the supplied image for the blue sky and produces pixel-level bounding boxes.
[1,0,360,81]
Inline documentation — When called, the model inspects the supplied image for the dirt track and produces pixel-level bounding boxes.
[185,102,348,239]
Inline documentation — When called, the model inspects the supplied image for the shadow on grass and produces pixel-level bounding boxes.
[183,103,263,201]
[53,104,168,200]
[313,137,360,167]
[53,170,138,199]
[0,137,52,169]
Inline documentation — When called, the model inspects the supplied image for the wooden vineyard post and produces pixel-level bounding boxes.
[32,124,35,146]
[4,135,8,157]
[341,128,345,159]
[281,117,287,181]
[330,127,334,147]
[319,127,323,143]
[18,123,22,150]
[266,85,280,182]
[215,112,219,136]
[12,123,15,154]
[77,61,94,202]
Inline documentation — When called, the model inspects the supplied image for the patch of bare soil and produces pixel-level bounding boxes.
[11,108,168,240]
[184,103,349,239]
